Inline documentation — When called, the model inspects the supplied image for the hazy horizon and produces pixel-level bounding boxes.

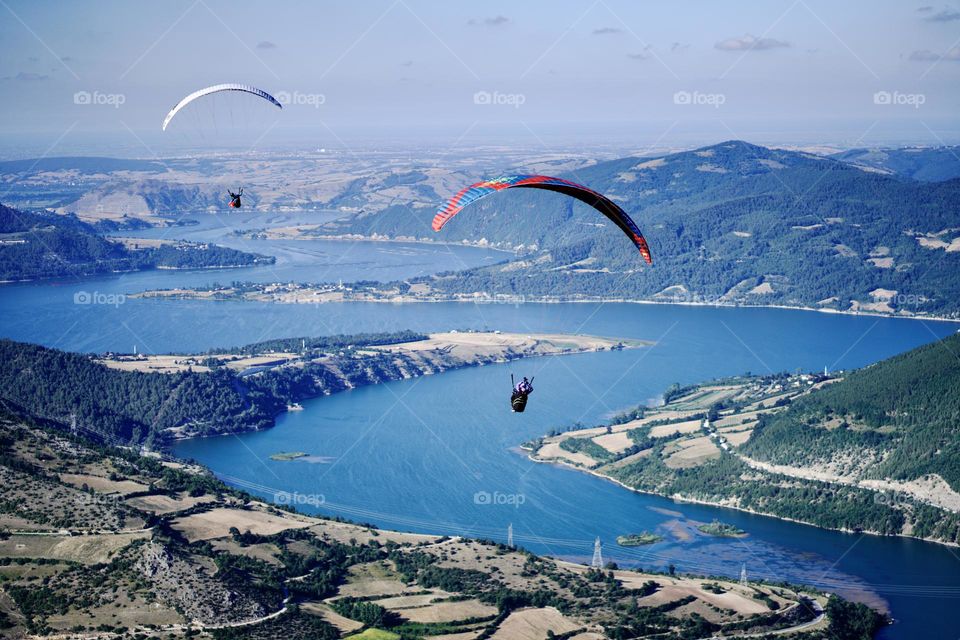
[1,0,959,158]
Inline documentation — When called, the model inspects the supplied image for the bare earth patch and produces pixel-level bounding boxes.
[300,602,364,633]
[749,282,774,295]
[490,606,583,639]
[394,599,497,623]
[537,442,597,467]
[171,506,314,542]
[381,332,643,360]
[0,531,150,564]
[649,419,702,438]
[59,473,148,495]
[665,436,721,469]
[336,560,415,599]
[125,492,216,514]
[592,431,634,453]
[309,520,436,547]
[859,474,960,512]
[724,430,754,447]
[633,158,666,170]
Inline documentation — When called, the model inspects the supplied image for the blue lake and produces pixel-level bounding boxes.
[2,217,958,638]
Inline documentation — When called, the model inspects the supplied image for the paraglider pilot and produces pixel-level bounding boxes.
[228,187,243,209]
[511,375,534,413]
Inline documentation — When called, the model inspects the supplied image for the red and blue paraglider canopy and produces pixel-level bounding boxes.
[434,175,652,264]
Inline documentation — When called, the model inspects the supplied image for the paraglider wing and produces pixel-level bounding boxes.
[162,84,283,131]
[434,175,652,264]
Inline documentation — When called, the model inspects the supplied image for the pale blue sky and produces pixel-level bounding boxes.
[1,0,958,153]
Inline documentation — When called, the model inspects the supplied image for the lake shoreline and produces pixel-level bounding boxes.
[130,285,960,324]
[521,449,960,549]
[0,261,271,286]
[130,331,646,443]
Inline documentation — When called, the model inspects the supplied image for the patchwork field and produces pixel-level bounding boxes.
[171,506,314,541]
[0,389,859,639]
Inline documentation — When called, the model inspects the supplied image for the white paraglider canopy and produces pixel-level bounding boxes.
[162,83,282,131]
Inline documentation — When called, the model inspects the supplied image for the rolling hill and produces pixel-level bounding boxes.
[742,331,960,513]
[331,140,960,318]
[0,203,272,281]
[532,331,960,545]
[831,146,960,182]
[0,407,880,639]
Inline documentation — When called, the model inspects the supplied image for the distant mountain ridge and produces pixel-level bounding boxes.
[831,146,960,182]
[0,203,272,281]
[331,140,960,318]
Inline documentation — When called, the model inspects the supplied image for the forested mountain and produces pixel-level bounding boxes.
[743,331,960,496]
[537,332,960,544]
[331,141,960,318]
[831,146,960,182]
[0,203,272,280]
[0,331,543,448]
[0,339,282,448]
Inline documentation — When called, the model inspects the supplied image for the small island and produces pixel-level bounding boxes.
[269,451,308,461]
[616,532,663,546]
[697,520,747,538]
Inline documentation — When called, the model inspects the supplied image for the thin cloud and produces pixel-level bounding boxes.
[917,5,934,11]
[256,41,277,49]
[627,45,653,60]
[400,60,413,67]
[924,7,960,21]
[4,71,49,81]
[670,42,690,53]
[592,27,623,35]
[909,49,941,60]
[468,15,509,27]
[715,34,790,51]
[909,46,960,60]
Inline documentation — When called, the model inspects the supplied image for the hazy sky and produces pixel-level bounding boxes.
[1,0,958,154]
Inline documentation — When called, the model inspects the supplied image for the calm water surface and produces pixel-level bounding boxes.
[2,213,958,638]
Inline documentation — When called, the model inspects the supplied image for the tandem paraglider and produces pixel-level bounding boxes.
[510,375,534,413]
